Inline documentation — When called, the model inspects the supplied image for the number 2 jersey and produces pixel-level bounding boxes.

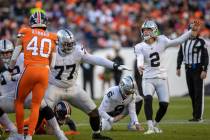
[98,86,138,124]
[134,30,192,79]
[18,27,57,66]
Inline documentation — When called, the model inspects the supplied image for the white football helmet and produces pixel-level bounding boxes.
[0,39,14,64]
[141,20,159,41]
[119,76,135,96]
[57,29,76,55]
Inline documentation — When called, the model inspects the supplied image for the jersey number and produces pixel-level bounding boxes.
[27,36,52,58]
[150,52,160,67]
[108,105,125,116]
[54,64,76,80]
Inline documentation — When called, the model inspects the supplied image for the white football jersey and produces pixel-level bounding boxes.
[49,44,86,88]
[99,86,138,124]
[135,30,192,79]
[0,53,24,97]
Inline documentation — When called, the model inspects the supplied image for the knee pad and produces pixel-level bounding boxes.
[144,95,153,104]
[88,108,99,117]
[0,108,4,117]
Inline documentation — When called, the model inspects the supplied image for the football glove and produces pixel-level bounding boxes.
[113,63,131,71]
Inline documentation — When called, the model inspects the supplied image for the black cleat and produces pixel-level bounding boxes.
[92,133,112,140]
[188,118,203,122]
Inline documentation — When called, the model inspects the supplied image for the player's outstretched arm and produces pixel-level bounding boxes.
[82,53,131,71]
[9,38,22,69]
[49,48,56,69]
[166,20,200,48]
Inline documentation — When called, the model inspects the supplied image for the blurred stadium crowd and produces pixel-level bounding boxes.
[0,0,210,50]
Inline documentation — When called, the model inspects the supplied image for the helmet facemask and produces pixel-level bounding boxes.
[0,39,14,65]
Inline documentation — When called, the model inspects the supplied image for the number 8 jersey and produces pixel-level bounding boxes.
[18,27,57,66]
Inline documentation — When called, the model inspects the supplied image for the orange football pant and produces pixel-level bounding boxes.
[15,65,49,136]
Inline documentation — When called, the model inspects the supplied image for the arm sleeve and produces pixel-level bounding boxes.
[98,95,113,122]
[135,47,144,68]
[201,41,209,71]
[166,30,192,48]
[177,45,183,69]
[128,98,139,125]
[82,53,114,69]
[50,52,56,69]
[9,45,22,69]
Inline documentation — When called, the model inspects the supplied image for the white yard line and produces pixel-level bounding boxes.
[76,120,210,126]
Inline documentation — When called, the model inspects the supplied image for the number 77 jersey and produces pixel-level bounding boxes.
[18,27,57,66]
[134,35,170,79]
[49,44,85,88]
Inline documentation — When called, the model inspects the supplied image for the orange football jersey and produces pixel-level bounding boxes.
[18,27,57,66]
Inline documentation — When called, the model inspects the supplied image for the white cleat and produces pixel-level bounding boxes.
[153,126,163,133]
[6,133,24,140]
[25,135,32,140]
[127,124,136,131]
[144,127,155,135]
[56,130,69,140]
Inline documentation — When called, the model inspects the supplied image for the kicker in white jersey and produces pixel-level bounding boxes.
[135,30,192,79]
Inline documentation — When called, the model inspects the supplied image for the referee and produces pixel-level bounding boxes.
[176,24,209,122]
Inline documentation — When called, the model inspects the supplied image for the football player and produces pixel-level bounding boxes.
[0,39,20,139]
[7,11,68,140]
[23,101,78,135]
[0,39,68,140]
[134,20,200,134]
[98,76,144,131]
[41,29,129,140]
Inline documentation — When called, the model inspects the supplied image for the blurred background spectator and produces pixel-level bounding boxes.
[81,48,95,99]
[1,0,210,97]
[0,0,210,51]
[112,48,124,85]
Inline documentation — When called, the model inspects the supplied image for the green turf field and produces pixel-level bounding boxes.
[3,97,210,140]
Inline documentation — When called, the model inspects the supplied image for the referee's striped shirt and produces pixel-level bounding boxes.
[177,36,209,71]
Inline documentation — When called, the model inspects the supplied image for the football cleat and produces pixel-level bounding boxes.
[92,133,112,140]
[144,127,155,135]
[6,133,24,140]
[153,126,163,133]
[25,135,32,140]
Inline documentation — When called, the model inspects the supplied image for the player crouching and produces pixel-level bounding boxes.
[99,76,144,131]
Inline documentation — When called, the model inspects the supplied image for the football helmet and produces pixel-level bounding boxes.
[119,76,135,96]
[0,39,14,64]
[54,101,71,124]
[57,29,76,55]
[29,11,47,28]
[141,20,159,40]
